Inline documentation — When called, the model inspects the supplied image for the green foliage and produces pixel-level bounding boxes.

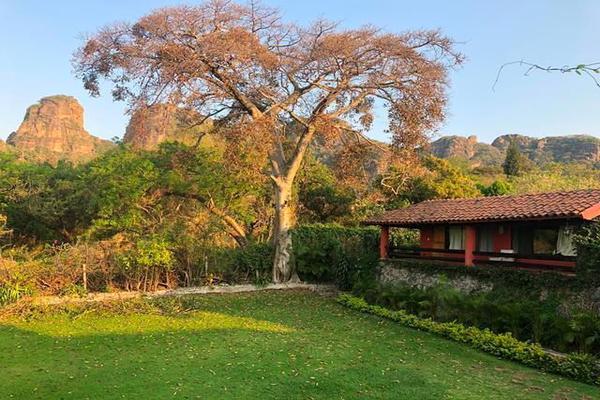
[338,294,600,386]
[84,147,161,237]
[392,156,481,204]
[503,140,525,177]
[292,224,379,289]
[354,260,600,358]
[574,222,600,276]
[0,157,91,241]
[389,228,419,248]
[116,236,174,291]
[0,281,32,306]
[231,241,273,285]
[477,179,513,196]
[509,162,600,194]
[359,279,600,356]
[297,158,356,224]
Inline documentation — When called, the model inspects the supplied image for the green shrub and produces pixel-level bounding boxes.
[116,236,174,291]
[292,224,379,289]
[338,294,600,386]
[231,241,273,285]
[0,281,32,306]
[574,222,600,276]
[359,277,600,356]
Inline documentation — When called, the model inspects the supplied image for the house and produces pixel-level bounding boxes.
[365,189,600,273]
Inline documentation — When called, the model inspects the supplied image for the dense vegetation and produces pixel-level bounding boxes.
[0,138,599,304]
[339,294,600,386]
[1,291,597,398]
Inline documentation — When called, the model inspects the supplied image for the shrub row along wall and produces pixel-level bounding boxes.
[338,294,600,386]
[365,259,600,356]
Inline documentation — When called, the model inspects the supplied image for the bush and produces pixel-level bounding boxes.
[359,278,600,356]
[231,241,273,285]
[574,222,600,276]
[338,294,600,386]
[116,236,174,291]
[0,281,32,306]
[292,224,379,289]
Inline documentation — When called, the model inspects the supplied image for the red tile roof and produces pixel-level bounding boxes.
[365,189,600,226]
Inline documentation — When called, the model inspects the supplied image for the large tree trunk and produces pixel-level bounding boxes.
[272,183,299,283]
[271,126,316,283]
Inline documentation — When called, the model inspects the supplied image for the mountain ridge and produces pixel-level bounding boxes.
[430,133,600,166]
[4,95,599,167]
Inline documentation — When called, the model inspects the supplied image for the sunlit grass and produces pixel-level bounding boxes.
[7,311,294,338]
[0,291,597,399]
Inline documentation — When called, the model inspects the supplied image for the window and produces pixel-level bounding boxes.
[477,226,494,252]
[512,226,533,255]
[513,225,560,255]
[432,226,446,249]
[447,226,464,250]
[557,226,576,256]
[533,228,558,255]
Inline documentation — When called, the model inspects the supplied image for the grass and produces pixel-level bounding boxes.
[0,291,597,399]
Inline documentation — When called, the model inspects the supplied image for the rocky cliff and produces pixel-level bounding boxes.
[3,96,598,168]
[6,95,113,164]
[123,104,213,150]
[491,134,600,164]
[430,135,479,159]
[430,134,599,166]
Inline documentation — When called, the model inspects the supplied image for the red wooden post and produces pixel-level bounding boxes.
[464,225,476,267]
[379,225,390,259]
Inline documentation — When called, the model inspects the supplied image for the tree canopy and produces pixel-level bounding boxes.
[73,0,462,282]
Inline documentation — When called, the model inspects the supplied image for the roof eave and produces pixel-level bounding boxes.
[364,214,585,227]
[581,203,600,220]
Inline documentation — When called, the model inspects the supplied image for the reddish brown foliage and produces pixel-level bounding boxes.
[73,0,462,281]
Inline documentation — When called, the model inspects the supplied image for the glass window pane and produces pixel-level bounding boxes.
[533,228,558,255]
[448,226,464,250]
[477,226,494,252]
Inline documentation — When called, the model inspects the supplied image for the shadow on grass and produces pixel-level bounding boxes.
[0,291,596,400]
[0,303,449,400]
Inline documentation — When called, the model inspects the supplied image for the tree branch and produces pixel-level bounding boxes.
[493,60,600,90]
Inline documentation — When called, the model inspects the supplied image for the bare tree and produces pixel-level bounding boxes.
[73,0,462,282]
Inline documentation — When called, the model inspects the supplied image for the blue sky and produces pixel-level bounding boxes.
[1,0,600,143]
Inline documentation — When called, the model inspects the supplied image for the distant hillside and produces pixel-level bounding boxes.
[4,95,599,170]
[430,134,600,166]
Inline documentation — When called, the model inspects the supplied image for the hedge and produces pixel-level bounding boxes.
[293,224,379,289]
[337,293,600,386]
[225,224,380,288]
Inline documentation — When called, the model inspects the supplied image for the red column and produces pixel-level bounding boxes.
[379,226,390,259]
[464,225,476,267]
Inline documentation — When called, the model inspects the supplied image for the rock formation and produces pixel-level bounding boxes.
[430,135,479,159]
[491,134,599,164]
[430,135,503,167]
[3,96,598,168]
[6,95,113,164]
[123,104,213,150]
[430,134,599,166]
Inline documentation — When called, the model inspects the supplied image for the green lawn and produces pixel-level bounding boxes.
[0,291,597,399]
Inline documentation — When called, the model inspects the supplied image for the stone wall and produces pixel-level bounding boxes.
[378,260,600,316]
[378,262,493,293]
